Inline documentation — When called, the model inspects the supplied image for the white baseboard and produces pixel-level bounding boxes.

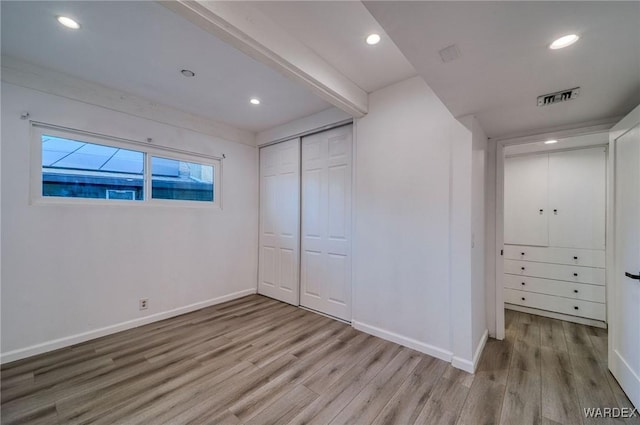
[451,329,489,373]
[505,303,607,329]
[352,320,452,363]
[0,288,257,364]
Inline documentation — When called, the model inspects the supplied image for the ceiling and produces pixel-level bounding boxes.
[246,1,416,93]
[3,1,638,140]
[0,1,331,133]
[365,1,640,138]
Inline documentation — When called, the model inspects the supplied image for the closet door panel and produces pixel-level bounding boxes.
[258,139,300,305]
[504,154,549,246]
[301,125,352,321]
[548,147,606,249]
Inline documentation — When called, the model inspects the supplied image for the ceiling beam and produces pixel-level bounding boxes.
[160,1,368,118]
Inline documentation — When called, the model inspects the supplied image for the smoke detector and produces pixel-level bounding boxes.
[537,87,580,107]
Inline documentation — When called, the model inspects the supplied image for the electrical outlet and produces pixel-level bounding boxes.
[139,298,148,310]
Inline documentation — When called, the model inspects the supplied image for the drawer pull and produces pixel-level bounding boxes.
[521,282,526,286]
[573,256,578,260]
[553,209,558,214]
[574,306,579,310]
[573,273,578,277]
[539,209,544,214]
[574,289,579,293]
[521,267,526,271]
[521,297,526,301]
[521,252,525,256]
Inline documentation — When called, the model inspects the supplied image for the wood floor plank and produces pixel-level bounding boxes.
[511,339,541,374]
[286,340,401,425]
[539,316,569,352]
[499,368,542,425]
[413,365,473,425]
[328,347,422,425]
[541,346,582,425]
[571,352,626,425]
[244,385,318,425]
[475,337,513,385]
[457,376,505,425]
[371,356,448,425]
[303,334,382,393]
[563,321,595,355]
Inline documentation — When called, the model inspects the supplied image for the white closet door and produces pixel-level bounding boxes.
[301,125,352,321]
[258,139,300,305]
[548,147,606,249]
[504,154,549,246]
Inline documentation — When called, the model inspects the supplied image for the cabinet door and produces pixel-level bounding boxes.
[504,154,549,246]
[548,147,606,249]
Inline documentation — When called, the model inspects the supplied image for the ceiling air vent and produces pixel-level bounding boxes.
[537,87,580,107]
[438,44,461,63]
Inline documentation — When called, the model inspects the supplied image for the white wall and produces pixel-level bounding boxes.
[1,82,259,362]
[353,76,474,363]
[470,118,488,353]
[256,107,351,146]
[449,115,488,370]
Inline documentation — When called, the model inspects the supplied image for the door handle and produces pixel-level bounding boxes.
[625,272,640,280]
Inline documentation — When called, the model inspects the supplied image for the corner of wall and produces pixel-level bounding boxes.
[451,328,488,373]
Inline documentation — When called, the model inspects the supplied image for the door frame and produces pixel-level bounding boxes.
[607,104,640,393]
[491,123,616,339]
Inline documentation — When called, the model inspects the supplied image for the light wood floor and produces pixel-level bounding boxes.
[1,295,637,425]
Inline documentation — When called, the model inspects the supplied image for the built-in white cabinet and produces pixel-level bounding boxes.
[504,146,607,324]
[504,154,550,246]
[505,147,606,249]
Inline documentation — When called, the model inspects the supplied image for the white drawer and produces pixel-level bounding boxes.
[504,245,605,268]
[504,274,605,303]
[504,288,606,321]
[504,259,605,286]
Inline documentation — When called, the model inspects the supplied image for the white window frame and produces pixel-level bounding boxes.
[31,123,222,209]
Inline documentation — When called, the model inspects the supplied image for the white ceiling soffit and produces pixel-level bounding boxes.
[245,1,417,93]
[0,1,332,134]
[161,0,368,117]
[364,1,640,139]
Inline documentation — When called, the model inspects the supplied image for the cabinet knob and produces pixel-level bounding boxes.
[521,252,525,256]
[553,209,558,215]
[574,306,579,310]
[574,289,579,293]
[521,282,526,286]
[573,273,578,277]
[521,267,526,271]
[521,297,526,301]
[573,256,578,260]
[539,209,544,214]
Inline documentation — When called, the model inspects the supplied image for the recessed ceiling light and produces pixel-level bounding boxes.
[549,34,579,50]
[56,16,80,30]
[544,140,558,144]
[250,98,261,105]
[180,69,195,78]
[366,33,381,45]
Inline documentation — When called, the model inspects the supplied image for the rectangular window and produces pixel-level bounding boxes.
[151,157,214,202]
[41,135,144,201]
[34,125,221,207]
